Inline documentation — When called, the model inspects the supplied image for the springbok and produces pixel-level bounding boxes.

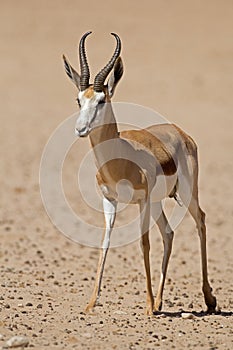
[63,32,217,315]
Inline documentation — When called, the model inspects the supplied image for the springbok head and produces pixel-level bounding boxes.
[63,32,123,137]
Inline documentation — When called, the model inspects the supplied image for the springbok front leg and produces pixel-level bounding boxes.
[85,197,117,313]
[139,199,154,315]
[152,202,174,313]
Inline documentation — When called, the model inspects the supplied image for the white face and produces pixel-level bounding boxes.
[75,89,106,137]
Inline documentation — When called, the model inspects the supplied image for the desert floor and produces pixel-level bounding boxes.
[0,1,232,349]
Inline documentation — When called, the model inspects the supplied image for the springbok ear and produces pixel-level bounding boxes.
[107,57,123,97]
[63,55,81,90]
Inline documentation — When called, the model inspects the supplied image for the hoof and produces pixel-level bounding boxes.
[85,303,96,314]
[153,300,162,313]
[206,296,217,314]
[145,307,154,316]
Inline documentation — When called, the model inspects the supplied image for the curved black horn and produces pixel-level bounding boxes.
[94,33,121,92]
[79,31,92,91]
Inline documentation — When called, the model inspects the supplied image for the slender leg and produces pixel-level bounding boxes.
[152,202,174,312]
[139,199,154,315]
[85,197,117,313]
[188,198,217,313]
[182,150,216,313]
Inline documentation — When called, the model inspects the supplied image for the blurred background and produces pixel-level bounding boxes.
[1,0,232,228]
[1,0,232,192]
[1,0,233,260]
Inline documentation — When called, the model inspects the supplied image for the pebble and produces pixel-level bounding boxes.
[181,312,194,320]
[113,310,127,315]
[4,336,29,348]
[82,332,92,338]
[25,303,33,307]
[152,333,159,339]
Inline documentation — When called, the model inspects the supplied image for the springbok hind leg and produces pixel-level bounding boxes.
[152,202,174,313]
[188,198,217,313]
[178,137,217,313]
[139,200,154,315]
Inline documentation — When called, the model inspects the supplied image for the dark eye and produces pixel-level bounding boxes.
[76,98,81,107]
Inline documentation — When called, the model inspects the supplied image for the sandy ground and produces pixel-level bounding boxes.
[0,0,233,349]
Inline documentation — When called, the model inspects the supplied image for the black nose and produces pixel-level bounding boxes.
[76,126,88,137]
[78,127,86,133]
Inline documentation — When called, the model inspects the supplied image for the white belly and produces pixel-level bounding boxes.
[100,174,177,204]
[101,180,145,204]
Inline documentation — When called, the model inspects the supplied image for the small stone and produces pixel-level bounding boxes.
[167,301,174,307]
[177,301,184,307]
[152,333,159,339]
[82,332,92,338]
[65,329,72,334]
[26,303,33,307]
[4,335,29,348]
[113,310,127,315]
[181,312,194,320]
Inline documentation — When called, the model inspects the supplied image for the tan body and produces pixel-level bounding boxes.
[63,32,217,315]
